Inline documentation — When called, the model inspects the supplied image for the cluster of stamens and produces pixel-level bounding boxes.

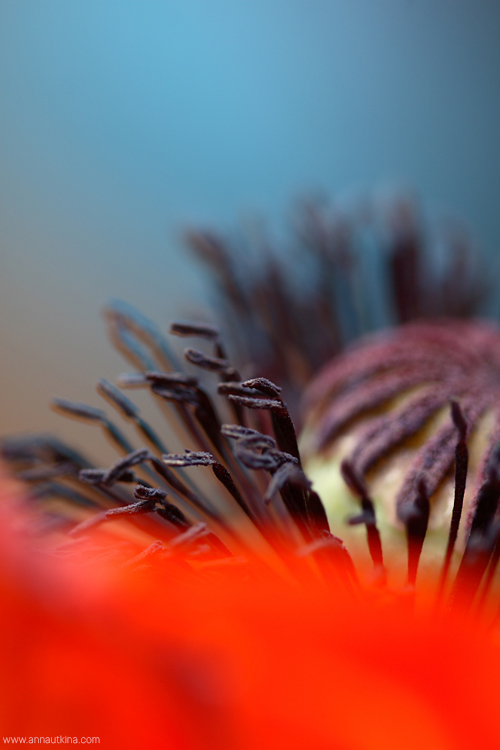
[303,320,500,608]
[4,305,500,618]
[2,301,353,589]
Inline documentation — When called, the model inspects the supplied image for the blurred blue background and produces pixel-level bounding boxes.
[1,0,500,459]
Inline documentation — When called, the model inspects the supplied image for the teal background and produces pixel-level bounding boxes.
[1,1,500,461]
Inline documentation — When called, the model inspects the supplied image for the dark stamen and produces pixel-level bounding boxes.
[170,321,220,340]
[80,468,138,486]
[453,460,500,606]
[218,383,256,397]
[69,496,158,537]
[170,320,229,361]
[52,398,136,456]
[97,379,168,454]
[221,424,264,440]
[437,400,468,598]
[146,371,198,386]
[99,449,151,486]
[228,394,300,463]
[134,486,191,530]
[52,399,105,422]
[162,451,216,468]
[116,373,149,388]
[184,348,231,374]
[240,377,282,398]
[341,460,385,577]
[401,479,430,587]
[104,299,181,372]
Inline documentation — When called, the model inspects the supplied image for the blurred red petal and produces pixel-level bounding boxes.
[1,466,500,750]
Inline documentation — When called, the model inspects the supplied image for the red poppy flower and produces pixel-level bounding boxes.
[1,474,500,750]
[2,196,499,748]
